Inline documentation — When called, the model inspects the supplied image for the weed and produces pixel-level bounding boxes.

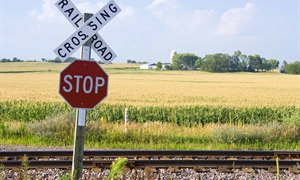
[144,166,152,180]
[276,157,280,180]
[106,157,128,180]
[0,163,7,180]
[21,154,29,180]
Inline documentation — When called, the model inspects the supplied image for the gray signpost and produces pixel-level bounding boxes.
[71,13,92,179]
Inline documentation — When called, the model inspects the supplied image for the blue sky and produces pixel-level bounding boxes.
[0,0,299,65]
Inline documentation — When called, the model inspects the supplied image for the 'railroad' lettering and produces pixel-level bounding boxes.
[58,0,68,9]
[109,3,118,13]
[91,34,114,61]
[104,52,112,61]
[64,8,74,17]
[74,17,82,28]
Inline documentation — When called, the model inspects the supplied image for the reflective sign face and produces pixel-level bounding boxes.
[59,59,109,109]
[55,0,118,65]
[54,0,121,62]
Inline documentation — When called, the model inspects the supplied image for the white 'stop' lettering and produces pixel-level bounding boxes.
[63,74,105,94]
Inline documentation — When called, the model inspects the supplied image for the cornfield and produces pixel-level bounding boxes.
[0,62,299,124]
[0,100,298,126]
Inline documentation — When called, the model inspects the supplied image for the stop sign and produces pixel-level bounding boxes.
[59,59,108,109]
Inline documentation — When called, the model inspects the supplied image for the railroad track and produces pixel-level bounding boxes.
[1,150,300,172]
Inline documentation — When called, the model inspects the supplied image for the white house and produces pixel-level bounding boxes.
[140,63,157,69]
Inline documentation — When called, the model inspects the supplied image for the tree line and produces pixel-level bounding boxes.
[168,50,299,74]
[0,57,74,63]
[1,57,25,62]
[0,57,101,63]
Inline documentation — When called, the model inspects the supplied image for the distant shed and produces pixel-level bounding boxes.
[140,63,157,69]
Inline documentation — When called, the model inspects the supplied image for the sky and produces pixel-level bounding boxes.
[0,0,299,65]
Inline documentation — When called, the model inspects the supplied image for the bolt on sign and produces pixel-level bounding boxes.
[54,0,121,65]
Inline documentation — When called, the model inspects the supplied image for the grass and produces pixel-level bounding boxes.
[107,157,128,180]
[0,112,299,150]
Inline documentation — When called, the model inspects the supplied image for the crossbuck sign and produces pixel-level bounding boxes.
[54,0,121,64]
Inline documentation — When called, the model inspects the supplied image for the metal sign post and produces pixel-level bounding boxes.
[72,13,92,180]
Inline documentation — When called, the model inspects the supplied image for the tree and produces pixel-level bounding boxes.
[194,57,204,69]
[49,57,62,63]
[268,59,279,69]
[231,50,242,71]
[228,55,239,72]
[248,54,262,71]
[164,64,172,70]
[65,57,76,62]
[172,53,199,70]
[261,58,272,71]
[234,50,242,58]
[200,53,231,72]
[12,57,22,62]
[1,58,11,62]
[282,60,288,68]
[284,61,300,74]
[239,54,250,71]
[172,54,182,70]
[156,62,162,69]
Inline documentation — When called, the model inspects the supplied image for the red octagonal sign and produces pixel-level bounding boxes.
[59,59,108,109]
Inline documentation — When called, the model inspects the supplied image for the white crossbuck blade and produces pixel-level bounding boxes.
[54,0,121,64]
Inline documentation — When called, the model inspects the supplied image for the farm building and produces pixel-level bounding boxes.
[170,50,177,63]
[140,63,157,69]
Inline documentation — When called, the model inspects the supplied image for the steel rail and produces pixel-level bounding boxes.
[1,159,300,170]
[0,150,300,160]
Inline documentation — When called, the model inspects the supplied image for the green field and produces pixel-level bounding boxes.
[0,62,299,150]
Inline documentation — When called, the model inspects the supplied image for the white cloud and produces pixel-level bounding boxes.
[76,1,106,14]
[96,2,106,8]
[30,24,42,34]
[76,2,137,21]
[33,0,108,22]
[146,0,217,33]
[36,0,57,22]
[186,9,217,31]
[238,35,259,43]
[29,8,37,17]
[147,0,177,18]
[147,0,177,10]
[216,2,256,36]
[76,2,92,13]
[118,6,136,20]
